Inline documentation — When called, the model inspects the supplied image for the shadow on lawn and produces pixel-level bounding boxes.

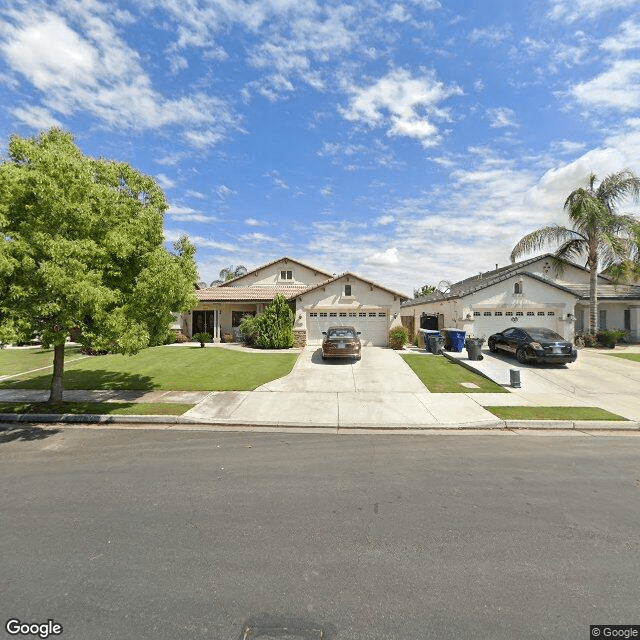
[0,370,157,391]
[0,425,61,444]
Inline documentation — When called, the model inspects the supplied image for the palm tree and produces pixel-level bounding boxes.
[210,265,248,287]
[511,169,640,335]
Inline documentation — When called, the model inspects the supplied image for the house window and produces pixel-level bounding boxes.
[473,311,481,317]
[359,312,367,317]
[516,311,524,316]
[378,312,386,317]
[280,270,293,280]
[494,311,503,316]
[368,312,377,317]
[483,311,492,316]
[599,309,607,329]
[349,312,356,317]
[344,284,352,296]
[547,311,555,316]
[232,310,253,327]
[527,311,535,316]
[309,312,318,317]
[575,309,585,332]
[514,282,522,294]
[505,311,513,316]
[339,312,347,317]
[329,312,337,317]
[320,312,328,317]
[537,311,545,316]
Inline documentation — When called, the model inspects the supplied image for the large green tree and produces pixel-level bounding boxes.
[511,169,640,335]
[0,128,198,402]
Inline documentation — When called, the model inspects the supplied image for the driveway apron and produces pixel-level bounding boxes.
[184,346,501,428]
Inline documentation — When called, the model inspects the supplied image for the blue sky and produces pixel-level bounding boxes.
[2,0,640,294]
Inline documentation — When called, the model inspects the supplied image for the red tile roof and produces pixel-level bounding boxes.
[195,285,309,302]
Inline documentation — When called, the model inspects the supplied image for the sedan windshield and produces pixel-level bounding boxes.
[526,328,564,341]
[327,328,356,339]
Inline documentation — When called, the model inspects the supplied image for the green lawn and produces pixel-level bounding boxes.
[605,353,640,362]
[485,406,627,421]
[0,402,194,415]
[0,346,298,391]
[401,354,508,393]
[0,346,85,377]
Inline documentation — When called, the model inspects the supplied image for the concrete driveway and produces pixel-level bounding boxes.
[448,345,640,421]
[256,346,427,392]
[184,346,502,428]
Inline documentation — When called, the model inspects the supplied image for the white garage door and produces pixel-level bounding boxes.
[306,310,389,346]
[471,310,561,339]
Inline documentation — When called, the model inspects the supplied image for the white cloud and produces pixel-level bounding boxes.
[375,215,395,226]
[571,59,640,112]
[244,218,268,226]
[164,228,237,252]
[486,107,518,128]
[167,206,219,223]
[155,173,176,190]
[216,185,235,199]
[10,105,62,129]
[240,232,279,243]
[340,68,462,148]
[600,19,640,54]
[548,0,638,22]
[0,4,237,145]
[364,247,399,266]
[468,25,511,45]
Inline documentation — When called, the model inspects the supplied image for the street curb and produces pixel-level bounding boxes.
[1,413,638,432]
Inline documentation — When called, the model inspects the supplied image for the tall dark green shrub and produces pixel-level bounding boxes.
[255,294,295,349]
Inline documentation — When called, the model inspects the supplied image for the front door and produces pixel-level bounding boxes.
[192,310,216,337]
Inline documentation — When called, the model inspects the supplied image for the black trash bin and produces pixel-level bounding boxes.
[465,337,485,360]
[427,334,444,355]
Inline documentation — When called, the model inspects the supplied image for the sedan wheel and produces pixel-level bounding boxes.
[488,340,497,353]
[516,347,528,364]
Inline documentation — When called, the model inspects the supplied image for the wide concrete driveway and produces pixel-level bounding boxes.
[256,345,427,392]
[184,346,501,428]
[448,345,640,421]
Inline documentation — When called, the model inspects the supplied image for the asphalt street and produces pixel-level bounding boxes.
[1,427,639,640]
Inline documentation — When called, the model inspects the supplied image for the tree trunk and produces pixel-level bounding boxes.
[48,343,65,403]
[588,260,598,336]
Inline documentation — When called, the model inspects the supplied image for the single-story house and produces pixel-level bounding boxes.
[401,253,640,343]
[177,257,409,346]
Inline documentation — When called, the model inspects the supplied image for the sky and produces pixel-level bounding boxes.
[2,0,640,295]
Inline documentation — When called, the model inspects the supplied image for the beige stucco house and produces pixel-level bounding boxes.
[177,257,409,346]
[402,254,640,343]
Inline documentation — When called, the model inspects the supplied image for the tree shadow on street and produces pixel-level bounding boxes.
[0,425,61,444]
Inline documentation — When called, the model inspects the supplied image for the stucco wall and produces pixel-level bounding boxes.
[226,260,331,288]
[294,276,403,332]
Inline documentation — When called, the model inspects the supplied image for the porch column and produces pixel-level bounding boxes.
[214,308,221,343]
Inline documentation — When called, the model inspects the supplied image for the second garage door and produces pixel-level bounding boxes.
[307,310,389,346]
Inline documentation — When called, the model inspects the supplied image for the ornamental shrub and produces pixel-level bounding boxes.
[239,314,260,346]
[254,294,295,349]
[193,332,211,347]
[596,328,627,348]
[389,326,409,350]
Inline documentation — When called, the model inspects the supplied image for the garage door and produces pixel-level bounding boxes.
[471,309,561,339]
[306,310,389,346]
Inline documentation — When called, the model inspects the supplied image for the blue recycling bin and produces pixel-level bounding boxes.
[447,329,466,352]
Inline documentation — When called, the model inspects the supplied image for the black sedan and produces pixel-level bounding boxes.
[487,327,577,365]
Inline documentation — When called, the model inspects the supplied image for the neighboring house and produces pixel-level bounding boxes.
[178,257,409,346]
[401,254,640,343]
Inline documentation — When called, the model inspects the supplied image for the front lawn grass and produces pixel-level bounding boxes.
[401,354,508,393]
[0,346,298,391]
[605,353,640,362]
[485,406,627,421]
[0,346,84,377]
[0,402,194,415]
